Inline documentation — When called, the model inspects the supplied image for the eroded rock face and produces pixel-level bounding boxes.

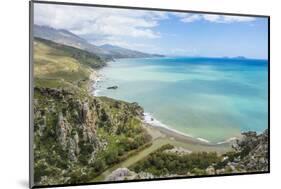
[34,87,151,185]
[34,87,101,167]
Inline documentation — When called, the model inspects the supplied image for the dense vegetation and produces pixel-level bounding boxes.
[33,38,151,186]
[130,144,222,176]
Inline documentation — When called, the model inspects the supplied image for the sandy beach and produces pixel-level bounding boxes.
[142,122,233,154]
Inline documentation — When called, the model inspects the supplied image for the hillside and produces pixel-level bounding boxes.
[34,25,112,60]
[33,38,152,186]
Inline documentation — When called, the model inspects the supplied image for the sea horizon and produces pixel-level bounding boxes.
[114,55,268,62]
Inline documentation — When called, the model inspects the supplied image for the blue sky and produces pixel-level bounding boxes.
[34,4,268,59]
[150,15,268,59]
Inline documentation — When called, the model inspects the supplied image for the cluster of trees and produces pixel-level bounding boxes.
[119,133,151,152]
[131,144,222,176]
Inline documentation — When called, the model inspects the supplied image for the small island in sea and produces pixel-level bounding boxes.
[32,3,269,187]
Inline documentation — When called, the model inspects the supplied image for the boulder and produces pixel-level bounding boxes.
[105,168,137,181]
[206,166,215,175]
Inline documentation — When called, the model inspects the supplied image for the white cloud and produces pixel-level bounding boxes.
[181,14,201,23]
[202,15,256,23]
[71,16,160,38]
[34,4,166,39]
[202,15,221,22]
[34,4,256,41]
[171,12,256,24]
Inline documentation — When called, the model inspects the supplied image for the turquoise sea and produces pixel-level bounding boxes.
[94,57,268,143]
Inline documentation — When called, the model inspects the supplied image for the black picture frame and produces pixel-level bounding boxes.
[29,1,270,188]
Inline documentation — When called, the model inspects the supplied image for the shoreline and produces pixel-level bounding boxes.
[90,69,102,97]
[143,112,241,146]
[89,63,237,152]
[142,118,232,146]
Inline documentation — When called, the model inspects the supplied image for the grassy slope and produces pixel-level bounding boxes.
[34,37,105,92]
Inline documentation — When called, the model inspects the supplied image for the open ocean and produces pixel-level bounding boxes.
[94,57,268,143]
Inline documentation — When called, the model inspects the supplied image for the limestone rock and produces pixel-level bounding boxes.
[56,112,68,150]
[68,138,77,162]
[206,166,215,175]
[106,168,155,181]
[105,168,137,181]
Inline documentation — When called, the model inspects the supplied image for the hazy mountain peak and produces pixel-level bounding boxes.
[34,24,164,59]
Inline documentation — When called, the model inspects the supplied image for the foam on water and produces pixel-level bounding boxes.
[143,112,204,140]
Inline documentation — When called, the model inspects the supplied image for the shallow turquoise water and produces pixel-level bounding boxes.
[96,57,268,143]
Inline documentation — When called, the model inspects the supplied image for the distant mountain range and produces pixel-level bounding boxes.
[99,44,163,59]
[34,25,164,60]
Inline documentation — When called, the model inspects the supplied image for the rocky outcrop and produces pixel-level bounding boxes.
[212,129,268,174]
[107,85,118,90]
[131,102,144,117]
[105,168,155,181]
[56,112,68,150]
[105,168,137,181]
[231,129,268,172]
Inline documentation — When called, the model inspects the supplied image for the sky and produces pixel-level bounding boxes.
[34,3,268,59]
